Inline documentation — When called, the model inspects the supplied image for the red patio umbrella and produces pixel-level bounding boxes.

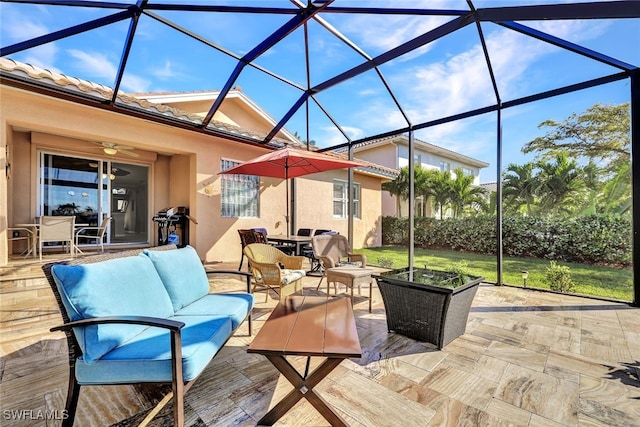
[218,146,361,236]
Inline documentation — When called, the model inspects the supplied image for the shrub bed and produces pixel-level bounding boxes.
[381,214,632,267]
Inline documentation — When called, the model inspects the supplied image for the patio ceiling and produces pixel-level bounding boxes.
[1,0,639,304]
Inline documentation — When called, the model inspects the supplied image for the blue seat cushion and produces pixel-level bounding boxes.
[75,315,232,384]
[174,293,254,330]
[144,246,210,311]
[51,255,174,363]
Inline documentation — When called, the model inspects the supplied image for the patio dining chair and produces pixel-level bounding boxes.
[39,216,76,261]
[74,216,111,254]
[7,227,35,257]
[237,229,268,271]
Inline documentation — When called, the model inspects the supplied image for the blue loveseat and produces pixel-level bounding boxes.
[43,245,254,427]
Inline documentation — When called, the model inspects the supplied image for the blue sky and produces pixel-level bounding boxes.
[1,1,638,183]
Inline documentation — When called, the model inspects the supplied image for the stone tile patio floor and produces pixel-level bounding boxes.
[1,253,638,426]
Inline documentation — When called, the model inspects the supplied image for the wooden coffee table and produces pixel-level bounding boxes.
[247,295,362,426]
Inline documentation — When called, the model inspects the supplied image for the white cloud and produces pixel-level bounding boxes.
[529,19,610,43]
[339,0,454,54]
[67,49,151,93]
[4,18,49,41]
[151,61,178,80]
[330,6,614,149]
[317,125,364,148]
[1,5,58,67]
[68,49,117,78]
[22,44,59,70]
[348,26,553,144]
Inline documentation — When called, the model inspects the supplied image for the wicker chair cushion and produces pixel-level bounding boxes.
[280,269,306,285]
[76,315,233,383]
[174,293,254,329]
[144,246,210,311]
[51,255,174,363]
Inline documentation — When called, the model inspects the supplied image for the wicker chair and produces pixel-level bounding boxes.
[302,229,332,273]
[243,243,306,302]
[311,234,367,289]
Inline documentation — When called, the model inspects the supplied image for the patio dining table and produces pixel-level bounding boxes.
[14,222,89,258]
[267,234,312,256]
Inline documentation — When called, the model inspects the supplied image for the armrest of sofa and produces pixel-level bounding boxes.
[205,269,252,293]
[50,315,185,333]
[51,315,187,423]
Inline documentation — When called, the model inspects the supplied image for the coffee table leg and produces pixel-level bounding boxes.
[258,355,347,427]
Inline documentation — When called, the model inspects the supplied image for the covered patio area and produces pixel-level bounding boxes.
[1,254,638,426]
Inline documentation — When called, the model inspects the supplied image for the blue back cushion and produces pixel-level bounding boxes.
[143,246,210,311]
[51,255,174,363]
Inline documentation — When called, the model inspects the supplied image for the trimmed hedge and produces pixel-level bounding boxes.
[381,214,632,266]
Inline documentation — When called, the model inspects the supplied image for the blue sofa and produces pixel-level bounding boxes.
[43,245,254,427]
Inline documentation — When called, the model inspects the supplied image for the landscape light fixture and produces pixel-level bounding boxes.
[521,271,529,288]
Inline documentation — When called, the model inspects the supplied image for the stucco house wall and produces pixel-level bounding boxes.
[352,136,489,218]
[0,83,386,265]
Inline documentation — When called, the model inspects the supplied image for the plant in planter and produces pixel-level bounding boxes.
[373,262,483,349]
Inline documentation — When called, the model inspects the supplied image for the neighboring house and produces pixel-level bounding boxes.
[345,135,490,218]
[0,58,394,266]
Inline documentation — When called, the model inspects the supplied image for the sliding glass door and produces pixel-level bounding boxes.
[38,152,149,246]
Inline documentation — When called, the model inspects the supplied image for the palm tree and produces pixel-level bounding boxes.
[449,168,487,218]
[382,167,410,217]
[536,152,586,215]
[598,162,632,214]
[413,166,435,217]
[502,162,538,216]
[428,169,453,219]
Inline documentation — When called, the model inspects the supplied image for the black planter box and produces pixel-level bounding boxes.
[374,268,484,349]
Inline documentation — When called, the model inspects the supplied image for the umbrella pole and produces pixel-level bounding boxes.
[285,166,290,238]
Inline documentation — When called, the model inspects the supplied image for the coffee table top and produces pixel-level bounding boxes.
[248,296,361,358]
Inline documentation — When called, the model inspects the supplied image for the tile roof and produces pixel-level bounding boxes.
[338,133,490,168]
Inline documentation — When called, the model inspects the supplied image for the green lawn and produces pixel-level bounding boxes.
[355,246,634,302]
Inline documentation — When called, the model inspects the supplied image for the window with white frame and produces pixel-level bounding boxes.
[439,161,450,172]
[220,159,259,217]
[462,167,473,176]
[333,179,360,219]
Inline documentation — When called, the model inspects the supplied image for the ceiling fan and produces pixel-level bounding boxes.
[91,142,139,157]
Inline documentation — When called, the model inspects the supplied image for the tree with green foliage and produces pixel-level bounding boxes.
[521,102,631,216]
[523,102,630,174]
[598,162,632,214]
[428,169,454,219]
[449,168,487,218]
[292,131,316,146]
[535,152,586,216]
[502,162,538,216]
[382,167,410,217]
